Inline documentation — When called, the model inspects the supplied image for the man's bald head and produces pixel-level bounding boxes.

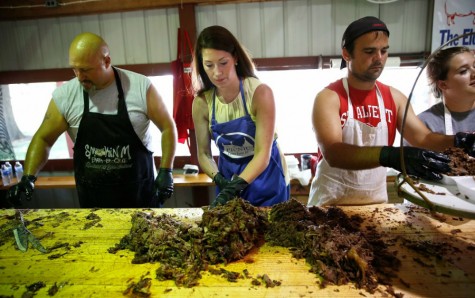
[69,32,113,91]
[69,32,110,63]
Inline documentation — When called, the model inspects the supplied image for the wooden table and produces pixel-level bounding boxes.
[0,173,214,190]
[0,174,308,189]
[0,204,474,297]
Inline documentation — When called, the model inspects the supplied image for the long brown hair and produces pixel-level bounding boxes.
[191,25,257,96]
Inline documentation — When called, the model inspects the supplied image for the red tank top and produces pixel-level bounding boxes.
[316,79,398,162]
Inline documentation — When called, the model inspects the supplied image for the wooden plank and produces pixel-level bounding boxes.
[0,173,213,190]
[0,0,276,21]
[0,174,391,190]
[0,205,474,297]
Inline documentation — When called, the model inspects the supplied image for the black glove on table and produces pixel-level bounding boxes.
[379,146,450,181]
[212,172,230,190]
[210,175,248,208]
[454,132,475,157]
[7,175,37,207]
[154,168,174,205]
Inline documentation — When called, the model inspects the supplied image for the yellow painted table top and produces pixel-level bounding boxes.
[0,204,474,297]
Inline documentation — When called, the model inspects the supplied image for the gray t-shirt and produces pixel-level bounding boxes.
[53,67,154,152]
[418,102,475,134]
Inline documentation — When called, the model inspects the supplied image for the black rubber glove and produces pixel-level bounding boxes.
[210,175,248,208]
[212,172,229,190]
[7,175,37,207]
[454,132,475,157]
[154,168,174,205]
[379,146,450,181]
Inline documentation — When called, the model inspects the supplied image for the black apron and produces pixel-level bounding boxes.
[73,68,156,208]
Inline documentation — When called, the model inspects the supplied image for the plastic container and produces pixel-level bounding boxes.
[183,164,199,176]
[14,161,23,181]
[5,161,13,180]
[1,164,11,186]
[285,155,300,176]
[301,154,312,171]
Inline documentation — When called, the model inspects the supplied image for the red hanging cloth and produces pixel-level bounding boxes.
[171,28,194,145]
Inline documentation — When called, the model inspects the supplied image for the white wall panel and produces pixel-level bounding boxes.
[0,1,430,72]
[284,0,310,56]
[0,8,177,71]
[380,2,405,53]
[100,12,126,65]
[400,0,428,53]
[195,0,428,59]
[332,0,379,55]
[57,16,82,40]
[216,4,239,35]
[37,18,65,69]
[310,0,333,56]
[146,8,177,63]
[78,14,102,35]
[195,5,218,30]
[261,1,285,57]
[122,10,148,64]
[0,22,20,70]
[13,20,43,70]
[57,17,83,66]
[239,3,263,58]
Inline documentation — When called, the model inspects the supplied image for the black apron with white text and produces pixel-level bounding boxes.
[73,68,156,208]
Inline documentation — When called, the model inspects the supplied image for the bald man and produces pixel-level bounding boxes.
[7,32,177,208]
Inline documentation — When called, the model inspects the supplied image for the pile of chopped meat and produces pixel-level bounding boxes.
[200,198,268,264]
[109,198,268,287]
[444,147,475,176]
[108,211,205,287]
[265,199,399,293]
[109,198,400,294]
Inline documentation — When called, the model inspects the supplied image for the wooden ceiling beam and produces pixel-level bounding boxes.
[0,0,270,20]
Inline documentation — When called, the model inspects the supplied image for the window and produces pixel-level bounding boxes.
[2,66,434,161]
[258,66,434,152]
[6,75,192,160]
[9,82,70,160]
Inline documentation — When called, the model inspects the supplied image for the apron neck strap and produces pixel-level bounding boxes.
[443,97,453,135]
[212,79,246,122]
[82,67,126,115]
[342,78,386,123]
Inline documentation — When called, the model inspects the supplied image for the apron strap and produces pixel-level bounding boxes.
[212,79,247,123]
[112,67,126,116]
[82,67,126,116]
[342,78,387,125]
[443,98,453,135]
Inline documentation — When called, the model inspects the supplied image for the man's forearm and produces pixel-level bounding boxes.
[323,144,382,170]
[159,128,176,169]
[23,137,51,176]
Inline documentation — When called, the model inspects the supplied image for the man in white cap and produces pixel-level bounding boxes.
[308,16,475,207]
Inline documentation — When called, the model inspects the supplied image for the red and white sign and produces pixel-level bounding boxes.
[431,0,475,52]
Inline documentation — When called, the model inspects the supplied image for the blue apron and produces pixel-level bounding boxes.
[211,80,289,206]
